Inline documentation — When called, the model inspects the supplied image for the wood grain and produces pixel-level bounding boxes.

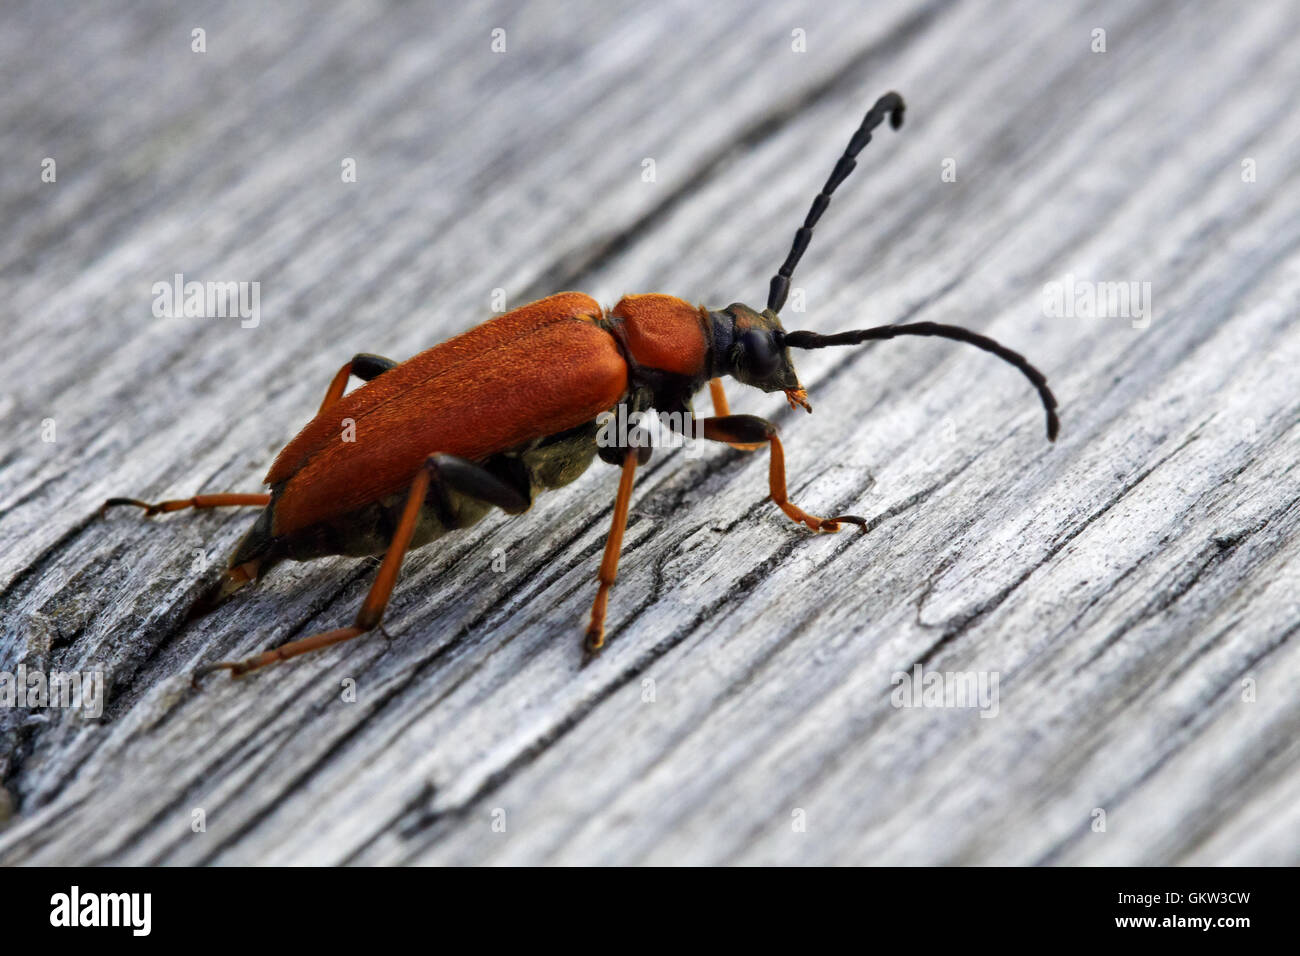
[1,0,1297,865]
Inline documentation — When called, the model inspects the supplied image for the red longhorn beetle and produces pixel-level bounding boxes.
[103,93,1058,677]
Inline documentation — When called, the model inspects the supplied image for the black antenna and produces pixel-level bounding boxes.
[767,92,905,314]
[784,322,1060,441]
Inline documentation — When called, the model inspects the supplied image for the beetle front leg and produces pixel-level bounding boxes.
[583,449,640,664]
[697,414,867,533]
[706,379,763,451]
[707,378,731,416]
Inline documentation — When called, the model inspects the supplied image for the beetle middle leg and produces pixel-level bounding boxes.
[696,414,867,533]
[195,454,528,680]
[583,449,640,664]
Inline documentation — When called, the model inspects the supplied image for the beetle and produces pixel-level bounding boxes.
[103,92,1058,678]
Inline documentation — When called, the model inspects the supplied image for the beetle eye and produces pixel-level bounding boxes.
[740,329,779,377]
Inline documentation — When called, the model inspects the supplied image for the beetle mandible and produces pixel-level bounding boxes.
[103,92,1059,677]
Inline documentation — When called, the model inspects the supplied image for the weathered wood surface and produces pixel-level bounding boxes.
[1,0,1298,865]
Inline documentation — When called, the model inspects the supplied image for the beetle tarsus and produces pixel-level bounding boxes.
[101,497,160,517]
[826,514,869,533]
[100,493,271,519]
[581,630,604,667]
[190,660,238,688]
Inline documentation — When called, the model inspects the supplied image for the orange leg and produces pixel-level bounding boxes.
[319,363,353,412]
[582,450,640,663]
[195,457,433,680]
[100,493,270,518]
[699,415,867,533]
[193,451,529,680]
[104,354,396,518]
[319,353,396,411]
[708,378,731,416]
[708,378,763,451]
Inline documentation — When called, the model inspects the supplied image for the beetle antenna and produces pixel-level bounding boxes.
[767,92,905,315]
[783,322,1060,441]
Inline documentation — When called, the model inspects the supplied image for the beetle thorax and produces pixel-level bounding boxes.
[608,294,712,381]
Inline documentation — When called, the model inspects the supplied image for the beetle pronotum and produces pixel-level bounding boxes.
[103,92,1057,677]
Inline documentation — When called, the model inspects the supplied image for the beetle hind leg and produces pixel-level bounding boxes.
[194,454,529,681]
[195,470,432,680]
[108,352,399,520]
[425,453,531,517]
[318,352,397,411]
[100,493,271,519]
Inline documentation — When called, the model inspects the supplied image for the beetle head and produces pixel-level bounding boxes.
[707,303,810,411]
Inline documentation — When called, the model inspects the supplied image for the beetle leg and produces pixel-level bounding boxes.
[196,460,431,680]
[707,379,763,451]
[318,353,397,412]
[100,493,270,518]
[103,352,396,519]
[582,450,639,664]
[194,453,529,680]
[424,454,531,516]
[707,378,731,416]
[697,414,867,534]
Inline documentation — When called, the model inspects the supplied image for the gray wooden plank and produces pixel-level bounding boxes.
[1,0,1297,865]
